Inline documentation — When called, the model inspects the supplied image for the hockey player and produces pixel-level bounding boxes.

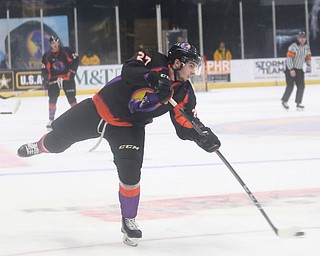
[17,42,221,246]
[41,35,79,130]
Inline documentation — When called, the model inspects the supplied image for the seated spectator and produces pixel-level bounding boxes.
[213,41,232,60]
[81,49,101,65]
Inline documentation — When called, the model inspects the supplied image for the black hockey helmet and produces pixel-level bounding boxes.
[168,42,201,66]
[49,35,60,44]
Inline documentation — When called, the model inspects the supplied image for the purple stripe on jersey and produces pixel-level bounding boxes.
[105,75,122,86]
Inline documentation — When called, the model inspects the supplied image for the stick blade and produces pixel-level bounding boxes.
[277,226,304,238]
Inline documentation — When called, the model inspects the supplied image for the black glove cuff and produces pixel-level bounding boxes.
[146,71,159,88]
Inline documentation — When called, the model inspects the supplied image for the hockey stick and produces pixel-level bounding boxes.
[89,119,108,152]
[0,94,13,99]
[0,98,21,114]
[168,98,304,238]
[50,77,64,88]
[0,79,58,99]
[0,78,63,99]
[0,87,44,99]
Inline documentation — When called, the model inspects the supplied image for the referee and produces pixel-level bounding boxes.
[281,31,312,110]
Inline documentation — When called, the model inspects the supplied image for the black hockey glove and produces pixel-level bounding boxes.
[193,126,221,153]
[147,69,173,104]
[155,74,173,104]
[43,79,50,90]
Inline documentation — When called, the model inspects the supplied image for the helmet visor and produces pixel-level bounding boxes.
[194,61,202,76]
[195,61,202,76]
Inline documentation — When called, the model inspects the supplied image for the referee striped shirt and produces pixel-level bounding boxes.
[286,42,312,70]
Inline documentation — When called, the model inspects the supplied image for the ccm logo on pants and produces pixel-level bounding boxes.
[119,144,140,150]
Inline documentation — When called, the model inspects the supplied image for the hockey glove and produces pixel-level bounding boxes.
[193,126,221,153]
[43,80,50,90]
[146,69,173,104]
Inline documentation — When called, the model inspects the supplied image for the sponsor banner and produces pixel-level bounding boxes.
[2,57,320,92]
[230,57,320,83]
[253,58,286,80]
[206,60,231,83]
[15,70,43,89]
[0,64,123,92]
[207,60,231,75]
[0,70,14,91]
[306,56,320,79]
[75,64,122,89]
[0,16,69,69]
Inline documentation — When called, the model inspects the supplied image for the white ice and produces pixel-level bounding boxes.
[0,85,319,256]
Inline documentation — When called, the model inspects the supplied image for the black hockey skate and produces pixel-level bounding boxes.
[281,101,289,110]
[296,104,305,111]
[121,217,142,247]
[17,142,40,157]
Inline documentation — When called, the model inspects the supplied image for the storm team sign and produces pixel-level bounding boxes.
[254,59,286,80]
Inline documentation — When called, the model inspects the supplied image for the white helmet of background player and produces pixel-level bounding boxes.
[49,35,60,44]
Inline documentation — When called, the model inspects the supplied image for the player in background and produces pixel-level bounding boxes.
[281,31,312,111]
[41,36,79,130]
[17,42,221,246]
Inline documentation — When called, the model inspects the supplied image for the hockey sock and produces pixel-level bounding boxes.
[37,134,50,153]
[70,102,77,107]
[119,182,140,218]
[49,103,57,121]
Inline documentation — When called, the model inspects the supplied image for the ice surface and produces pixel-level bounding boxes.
[0,85,319,255]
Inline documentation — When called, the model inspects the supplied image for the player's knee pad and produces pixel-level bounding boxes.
[114,158,142,186]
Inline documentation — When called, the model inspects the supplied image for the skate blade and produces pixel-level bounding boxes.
[123,234,139,247]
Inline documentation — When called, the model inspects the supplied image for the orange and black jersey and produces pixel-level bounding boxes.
[93,49,205,141]
[41,46,79,82]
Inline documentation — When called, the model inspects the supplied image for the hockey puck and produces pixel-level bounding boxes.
[295,231,305,237]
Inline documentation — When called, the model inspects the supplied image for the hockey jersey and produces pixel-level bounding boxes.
[41,47,79,82]
[93,49,204,141]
